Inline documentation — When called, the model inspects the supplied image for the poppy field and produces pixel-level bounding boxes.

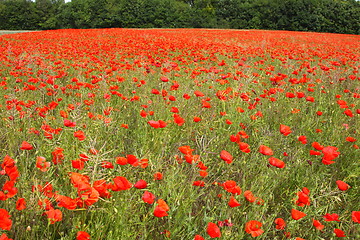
[0,29,359,239]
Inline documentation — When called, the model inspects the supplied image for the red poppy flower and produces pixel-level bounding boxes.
[207,222,221,238]
[52,147,64,165]
[244,190,256,203]
[160,76,169,82]
[151,89,160,95]
[2,155,15,169]
[197,161,208,170]
[343,109,353,117]
[334,228,346,237]
[291,209,306,220]
[245,220,264,237]
[312,218,324,230]
[336,180,350,191]
[183,94,191,99]
[322,146,340,165]
[2,180,17,199]
[202,101,211,108]
[280,124,292,136]
[56,195,77,210]
[223,180,241,195]
[111,176,132,191]
[274,218,286,230]
[238,131,249,139]
[230,134,240,143]
[168,95,176,102]
[240,145,251,154]
[323,213,340,222]
[312,142,324,150]
[194,235,205,240]
[315,128,322,133]
[36,156,51,172]
[157,199,169,212]
[74,130,86,141]
[160,229,171,237]
[286,92,295,98]
[38,198,53,210]
[139,158,149,168]
[295,188,310,207]
[116,157,127,165]
[173,114,185,126]
[193,181,205,187]
[79,154,88,162]
[220,150,233,164]
[77,231,90,240]
[199,170,208,177]
[296,91,305,98]
[93,180,111,199]
[142,191,155,204]
[225,119,232,125]
[352,211,360,223]
[59,110,68,118]
[178,146,194,155]
[71,159,85,170]
[77,187,100,207]
[20,141,33,150]
[228,196,241,208]
[154,172,163,180]
[101,161,114,169]
[0,209,12,230]
[259,145,273,155]
[345,137,357,142]
[0,233,12,240]
[134,179,147,189]
[298,135,307,144]
[148,120,160,128]
[140,110,148,118]
[309,150,321,156]
[185,154,200,164]
[35,182,56,199]
[126,154,138,166]
[193,116,201,122]
[268,157,285,168]
[194,90,205,97]
[170,107,179,113]
[45,208,63,224]
[154,199,169,218]
[63,119,76,127]
[16,198,26,211]
[160,120,167,128]
[306,96,315,102]
[302,187,310,195]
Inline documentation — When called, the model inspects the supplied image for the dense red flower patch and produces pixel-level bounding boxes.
[0,29,359,239]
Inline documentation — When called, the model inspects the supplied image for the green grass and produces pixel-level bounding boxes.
[0,30,38,36]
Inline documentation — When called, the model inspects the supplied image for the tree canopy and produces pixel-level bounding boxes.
[0,0,359,34]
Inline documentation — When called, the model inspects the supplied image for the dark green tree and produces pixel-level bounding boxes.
[0,0,359,34]
[36,0,64,29]
[0,0,40,30]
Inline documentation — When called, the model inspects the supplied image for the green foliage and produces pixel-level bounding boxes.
[0,0,359,33]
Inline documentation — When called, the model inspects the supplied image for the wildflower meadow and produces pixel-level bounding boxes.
[0,29,359,239]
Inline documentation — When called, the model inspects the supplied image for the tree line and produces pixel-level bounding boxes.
[1,0,359,34]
